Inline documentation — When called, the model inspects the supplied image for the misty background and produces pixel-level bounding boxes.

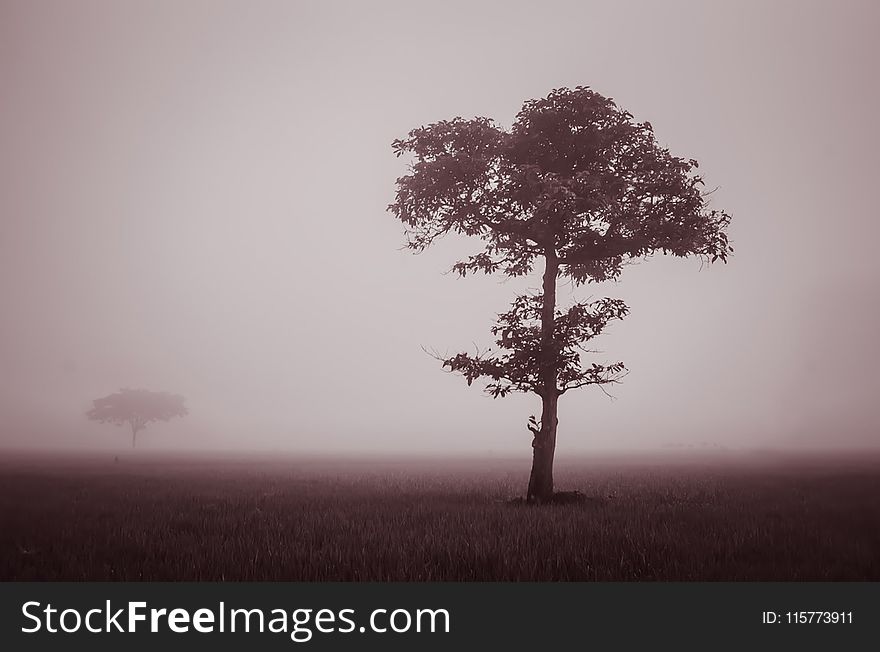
[1,0,878,453]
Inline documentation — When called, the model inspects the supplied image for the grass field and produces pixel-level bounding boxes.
[1,450,878,581]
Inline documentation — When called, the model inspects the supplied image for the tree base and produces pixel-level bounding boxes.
[507,490,605,506]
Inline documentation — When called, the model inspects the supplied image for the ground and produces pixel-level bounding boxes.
[1,450,878,581]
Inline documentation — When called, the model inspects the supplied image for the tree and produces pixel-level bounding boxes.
[87,388,188,448]
[389,87,731,502]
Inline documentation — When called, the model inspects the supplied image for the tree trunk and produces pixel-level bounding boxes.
[528,393,558,501]
[131,422,138,449]
[527,250,560,502]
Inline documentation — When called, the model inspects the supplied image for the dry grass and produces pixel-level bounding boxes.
[1,451,878,581]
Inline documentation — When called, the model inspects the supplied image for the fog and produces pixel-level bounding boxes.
[1,0,878,453]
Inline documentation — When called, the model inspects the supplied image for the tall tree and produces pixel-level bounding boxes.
[389,87,731,502]
[87,388,188,448]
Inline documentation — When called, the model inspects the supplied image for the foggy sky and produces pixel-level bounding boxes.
[1,0,879,453]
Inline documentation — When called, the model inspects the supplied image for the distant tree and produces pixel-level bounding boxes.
[87,388,188,448]
[389,87,731,502]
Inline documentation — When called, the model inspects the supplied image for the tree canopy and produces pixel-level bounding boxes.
[87,388,188,448]
[391,86,731,285]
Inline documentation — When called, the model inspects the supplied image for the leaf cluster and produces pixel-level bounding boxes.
[441,294,628,398]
